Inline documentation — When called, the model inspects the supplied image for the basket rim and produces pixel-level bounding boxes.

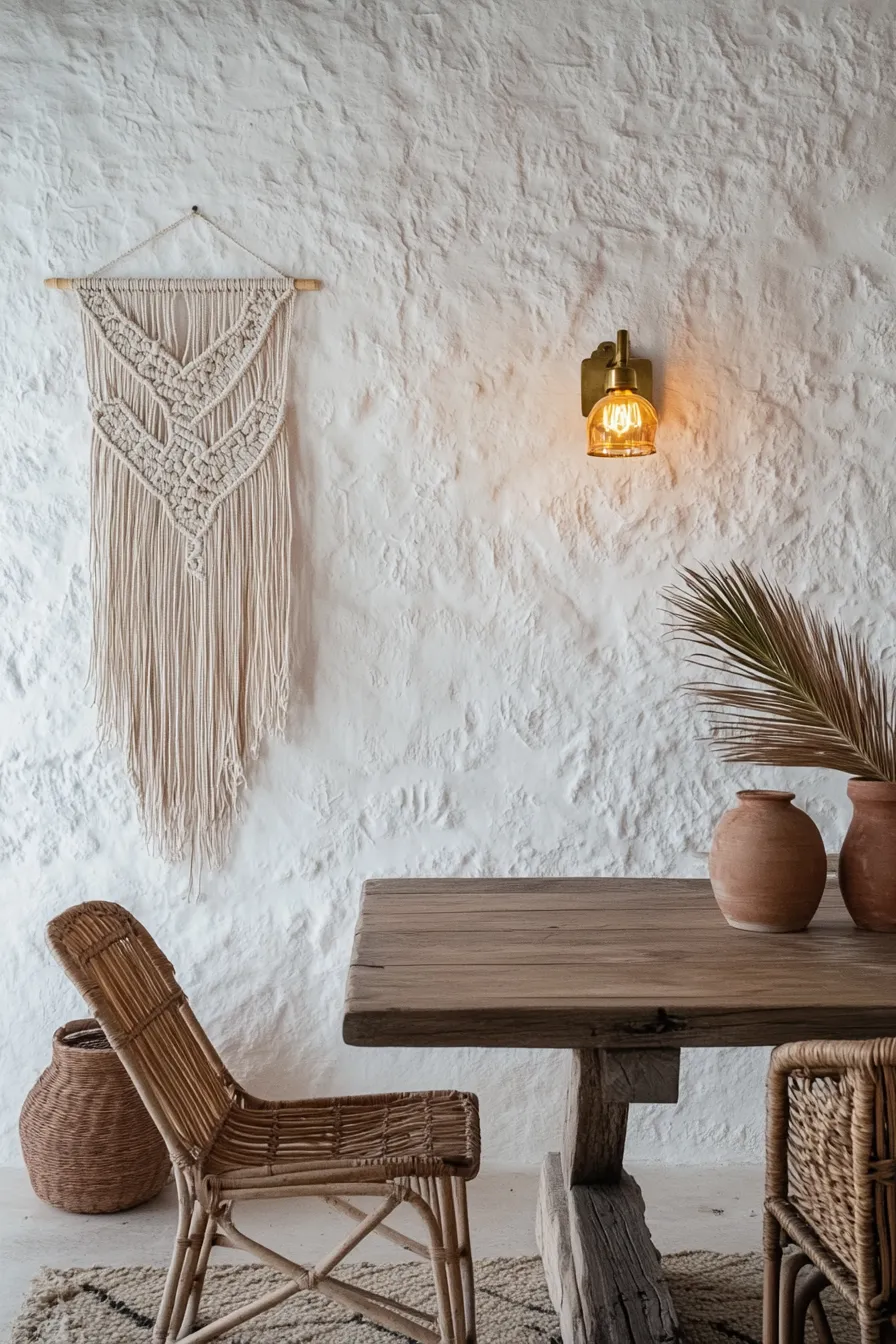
[50,1018,121,1068]
[54,1018,110,1048]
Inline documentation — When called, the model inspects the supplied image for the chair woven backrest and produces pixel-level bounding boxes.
[46,901,234,1165]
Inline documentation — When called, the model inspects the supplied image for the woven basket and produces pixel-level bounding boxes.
[19,1018,171,1213]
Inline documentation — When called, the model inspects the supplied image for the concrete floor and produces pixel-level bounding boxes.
[1,1162,764,1336]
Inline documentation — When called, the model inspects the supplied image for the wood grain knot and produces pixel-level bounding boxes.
[625,1009,688,1037]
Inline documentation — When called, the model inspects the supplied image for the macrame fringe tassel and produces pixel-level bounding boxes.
[90,437,291,868]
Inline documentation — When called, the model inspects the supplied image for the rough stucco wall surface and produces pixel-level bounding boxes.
[1,0,895,1168]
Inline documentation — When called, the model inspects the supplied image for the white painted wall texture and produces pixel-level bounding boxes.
[2,0,896,1168]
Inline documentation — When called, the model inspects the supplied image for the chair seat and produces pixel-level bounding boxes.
[205,1088,480,1180]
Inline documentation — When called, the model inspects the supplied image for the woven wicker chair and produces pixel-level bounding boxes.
[764,1038,896,1344]
[47,901,480,1344]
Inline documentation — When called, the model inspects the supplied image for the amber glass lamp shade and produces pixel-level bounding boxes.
[586,389,658,458]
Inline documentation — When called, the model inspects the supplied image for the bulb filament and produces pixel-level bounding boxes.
[602,399,643,435]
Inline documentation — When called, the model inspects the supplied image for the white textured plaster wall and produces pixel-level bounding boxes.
[1,0,896,1168]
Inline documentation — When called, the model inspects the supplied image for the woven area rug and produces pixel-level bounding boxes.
[9,1251,859,1343]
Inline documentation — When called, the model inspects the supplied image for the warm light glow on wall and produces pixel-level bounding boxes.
[581,330,657,458]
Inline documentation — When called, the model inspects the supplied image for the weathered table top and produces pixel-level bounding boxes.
[343,877,896,1049]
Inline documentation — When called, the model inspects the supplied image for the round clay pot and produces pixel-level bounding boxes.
[709,790,827,932]
[838,779,896,931]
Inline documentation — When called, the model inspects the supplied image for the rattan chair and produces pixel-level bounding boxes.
[764,1039,896,1344]
[47,901,479,1344]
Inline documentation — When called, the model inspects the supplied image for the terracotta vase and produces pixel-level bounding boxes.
[838,779,896,931]
[709,790,827,932]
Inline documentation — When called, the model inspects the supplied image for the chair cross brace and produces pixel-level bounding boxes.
[155,1172,466,1344]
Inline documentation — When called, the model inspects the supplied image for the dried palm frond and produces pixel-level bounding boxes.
[664,563,896,781]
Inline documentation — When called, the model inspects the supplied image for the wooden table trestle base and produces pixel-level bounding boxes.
[536,1047,682,1344]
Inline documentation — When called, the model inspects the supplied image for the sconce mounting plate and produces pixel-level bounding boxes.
[581,341,653,417]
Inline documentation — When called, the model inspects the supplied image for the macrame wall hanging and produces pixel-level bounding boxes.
[46,209,321,870]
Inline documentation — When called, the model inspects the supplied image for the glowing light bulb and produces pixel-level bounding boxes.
[603,398,642,435]
[587,389,657,458]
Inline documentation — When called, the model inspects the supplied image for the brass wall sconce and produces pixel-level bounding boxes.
[581,329,657,457]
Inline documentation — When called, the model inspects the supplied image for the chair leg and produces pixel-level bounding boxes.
[793,1268,829,1344]
[453,1176,476,1344]
[807,1295,834,1344]
[178,1211,218,1338]
[763,1210,783,1344]
[779,1251,811,1344]
[153,1169,193,1344]
[167,1202,209,1342]
[422,1177,457,1343]
[437,1175,469,1344]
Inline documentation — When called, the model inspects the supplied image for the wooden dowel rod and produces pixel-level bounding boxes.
[43,277,323,291]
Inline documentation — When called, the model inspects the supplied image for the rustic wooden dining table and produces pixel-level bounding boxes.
[342,876,896,1344]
